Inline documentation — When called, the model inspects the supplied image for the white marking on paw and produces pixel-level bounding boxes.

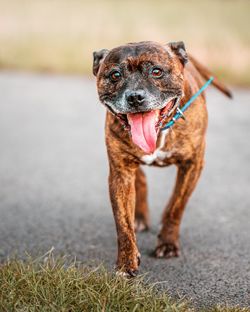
[135,219,147,232]
[157,250,165,258]
[116,270,129,278]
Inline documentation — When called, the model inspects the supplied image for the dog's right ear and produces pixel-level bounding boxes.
[168,41,188,66]
[92,49,109,76]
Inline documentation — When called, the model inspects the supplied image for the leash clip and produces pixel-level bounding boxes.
[177,107,186,120]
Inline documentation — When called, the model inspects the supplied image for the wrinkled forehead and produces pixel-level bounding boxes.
[104,42,173,66]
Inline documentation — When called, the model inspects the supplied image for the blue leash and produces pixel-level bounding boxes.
[161,76,214,131]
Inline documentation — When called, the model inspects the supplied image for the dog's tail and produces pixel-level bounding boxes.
[189,55,232,98]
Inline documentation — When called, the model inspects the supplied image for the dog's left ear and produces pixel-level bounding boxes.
[92,49,109,76]
[169,41,188,66]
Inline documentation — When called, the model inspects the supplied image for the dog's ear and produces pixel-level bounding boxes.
[92,49,109,76]
[169,41,188,66]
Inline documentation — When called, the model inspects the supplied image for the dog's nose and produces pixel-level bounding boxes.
[125,90,146,106]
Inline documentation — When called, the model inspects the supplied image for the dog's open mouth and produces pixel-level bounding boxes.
[116,98,177,154]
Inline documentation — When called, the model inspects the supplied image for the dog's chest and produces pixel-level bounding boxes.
[140,130,173,166]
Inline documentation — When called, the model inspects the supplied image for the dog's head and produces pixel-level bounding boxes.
[93,41,188,153]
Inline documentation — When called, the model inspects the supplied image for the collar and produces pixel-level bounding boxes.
[161,76,214,131]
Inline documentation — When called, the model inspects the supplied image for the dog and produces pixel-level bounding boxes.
[93,41,232,277]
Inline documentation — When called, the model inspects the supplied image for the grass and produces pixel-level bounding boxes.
[0,0,250,86]
[0,251,249,312]
[0,252,189,312]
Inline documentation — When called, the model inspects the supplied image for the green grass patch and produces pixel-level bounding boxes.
[0,252,189,312]
[0,251,248,311]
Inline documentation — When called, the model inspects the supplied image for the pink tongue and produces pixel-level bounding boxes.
[127,111,157,154]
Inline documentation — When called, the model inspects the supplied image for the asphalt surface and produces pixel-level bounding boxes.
[0,72,249,308]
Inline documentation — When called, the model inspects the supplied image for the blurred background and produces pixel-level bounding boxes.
[0,0,249,308]
[0,0,249,86]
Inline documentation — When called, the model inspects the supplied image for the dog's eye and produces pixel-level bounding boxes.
[151,67,163,78]
[109,70,122,82]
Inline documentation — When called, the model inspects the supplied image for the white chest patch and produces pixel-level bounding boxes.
[141,130,172,165]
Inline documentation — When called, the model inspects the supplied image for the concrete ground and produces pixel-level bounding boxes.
[0,72,249,308]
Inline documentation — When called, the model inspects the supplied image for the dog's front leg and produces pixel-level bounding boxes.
[155,149,205,259]
[109,162,140,277]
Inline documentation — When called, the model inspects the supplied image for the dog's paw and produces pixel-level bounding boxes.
[134,217,149,232]
[116,269,139,278]
[154,241,180,259]
[116,253,141,278]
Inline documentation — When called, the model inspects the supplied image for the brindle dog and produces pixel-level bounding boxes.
[93,41,231,277]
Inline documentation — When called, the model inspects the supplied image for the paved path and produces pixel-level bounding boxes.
[0,72,249,308]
